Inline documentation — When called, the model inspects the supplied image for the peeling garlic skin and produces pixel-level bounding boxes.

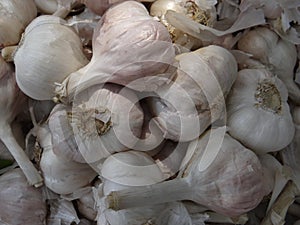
[226,69,295,154]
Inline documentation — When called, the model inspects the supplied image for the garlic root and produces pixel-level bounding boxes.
[0,123,43,187]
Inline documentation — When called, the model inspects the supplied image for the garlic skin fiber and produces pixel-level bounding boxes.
[0,168,47,225]
[227,69,295,154]
[0,0,37,47]
[13,15,88,100]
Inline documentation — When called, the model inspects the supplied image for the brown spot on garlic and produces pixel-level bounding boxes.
[254,79,282,114]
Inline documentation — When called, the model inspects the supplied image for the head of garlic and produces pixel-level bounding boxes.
[0,0,37,48]
[38,124,97,195]
[226,68,295,154]
[0,168,47,224]
[11,15,88,100]
[237,26,300,105]
[104,127,266,217]
[148,45,237,141]
[56,1,176,101]
[69,83,144,165]
[150,0,217,49]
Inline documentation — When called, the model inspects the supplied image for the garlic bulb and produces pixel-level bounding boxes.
[69,84,144,165]
[48,104,86,163]
[98,150,168,225]
[0,0,37,47]
[56,1,175,101]
[0,168,47,225]
[150,0,216,49]
[76,187,97,221]
[0,55,43,186]
[11,15,88,100]
[226,68,295,154]
[237,26,300,105]
[38,124,97,195]
[148,45,237,141]
[104,128,266,217]
[239,0,282,19]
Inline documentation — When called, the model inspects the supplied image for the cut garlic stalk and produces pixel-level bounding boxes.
[0,56,43,187]
[104,128,266,217]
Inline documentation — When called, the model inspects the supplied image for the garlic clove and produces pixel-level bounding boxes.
[12,15,89,100]
[226,69,295,154]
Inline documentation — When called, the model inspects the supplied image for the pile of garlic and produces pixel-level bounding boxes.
[0,0,300,224]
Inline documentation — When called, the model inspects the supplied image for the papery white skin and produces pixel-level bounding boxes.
[0,0,37,47]
[237,26,300,105]
[240,0,282,19]
[57,1,175,101]
[48,104,86,163]
[150,0,216,49]
[70,84,144,166]
[77,188,97,221]
[47,198,80,225]
[226,69,295,154]
[34,0,58,14]
[66,7,101,47]
[98,150,169,225]
[38,124,97,195]
[105,128,266,217]
[148,45,237,141]
[0,168,47,225]
[13,15,88,100]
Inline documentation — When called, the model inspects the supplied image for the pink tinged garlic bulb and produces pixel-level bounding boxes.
[57,1,176,101]
[0,56,43,186]
[69,84,144,165]
[0,0,37,48]
[12,15,88,101]
[237,26,300,105]
[227,69,295,154]
[0,168,47,225]
[105,128,266,217]
[148,45,237,141]
[48,104,86,163]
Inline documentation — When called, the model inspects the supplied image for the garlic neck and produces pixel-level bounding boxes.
[254,79,282,114]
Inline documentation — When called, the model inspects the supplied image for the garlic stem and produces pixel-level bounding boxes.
[1,45,18,62]
[260,181,299,225]
[106,178,190,210]
[0,123,43,187]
